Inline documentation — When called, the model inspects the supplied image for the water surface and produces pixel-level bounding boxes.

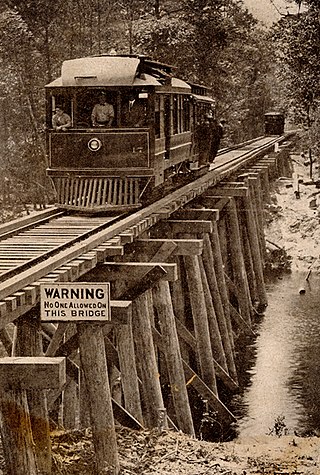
[235,271,320,438]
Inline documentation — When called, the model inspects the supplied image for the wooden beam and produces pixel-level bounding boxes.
[128,238,204,256]
[197,196,230,211]
[174,319,238,391]
[99,262,178,282]
[0,357,66,390]
[171,209,220,222]
[110,300,132,324]
[163,220,213,234]
[123,267,170,300]
[45,323,69,357]
[205,186,248,197]
[183,361,236,424]
[111,398,144,430]
[229,304,256,336]
[118,232,134,244]
[96,245,124,263]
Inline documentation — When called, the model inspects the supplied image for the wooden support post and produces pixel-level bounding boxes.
[152,280,195,436]
[217,214,231,276]
[15,310,52,475]
[238,214,259,307]
[238,173,263,260]
[98,262,177,282]
[79,368,90,428]
[250,166,271,203]
[226,198,252,324]
[247,175,266,261]
[183,255,217,394]
[0,389,38,475]
[209,224,234,345]
[293,172,300,199]
[62,323,78,429]
[116,310,143,424]
[170,257,190,363]
[152,326,237,423]
[199,258,228,371]
[0,328,12,355]
[202,234,238,383]
[0,357,65,475]
[131,292,165,428]
[78,323,120,475]
[241,194,268,308]
[261,166,271,202]
[113,242,177,429]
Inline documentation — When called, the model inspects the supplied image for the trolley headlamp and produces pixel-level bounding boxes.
[88,137,102,152]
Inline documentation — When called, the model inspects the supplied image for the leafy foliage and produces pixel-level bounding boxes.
[272,2,320,165]
[0,0,285,207]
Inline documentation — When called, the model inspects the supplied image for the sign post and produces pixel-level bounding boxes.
[40,282,120,475]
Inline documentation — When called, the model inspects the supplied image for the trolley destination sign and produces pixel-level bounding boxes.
[40,283,110,322]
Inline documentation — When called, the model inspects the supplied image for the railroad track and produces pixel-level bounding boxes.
[0,134,291,319]
[0,212,123,283]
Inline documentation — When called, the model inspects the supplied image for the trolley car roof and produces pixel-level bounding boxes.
[46,56,164,88]
[45,56,192,90]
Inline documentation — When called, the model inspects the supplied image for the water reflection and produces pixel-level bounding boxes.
[235,272,320,438]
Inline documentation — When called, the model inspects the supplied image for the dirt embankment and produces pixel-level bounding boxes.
[265,153,320,274]
[51,426,320,474]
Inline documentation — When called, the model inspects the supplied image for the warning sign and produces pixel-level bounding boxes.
[40,283,110,322]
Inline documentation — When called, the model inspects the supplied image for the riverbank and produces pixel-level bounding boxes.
[265,152,320,273]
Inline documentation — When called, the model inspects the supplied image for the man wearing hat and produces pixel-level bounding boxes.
[91,92,114,127]
[209,117,226,163]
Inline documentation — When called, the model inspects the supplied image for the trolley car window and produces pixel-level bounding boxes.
[173,95,178,135]
[183,96,190,132]
[120,91,147,128]
[155,95,161,138]
[179,96,183,133]
[50,95,72,128]
[49,89,154,130]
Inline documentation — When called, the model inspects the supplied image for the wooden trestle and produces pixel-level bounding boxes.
[0,143,292,475]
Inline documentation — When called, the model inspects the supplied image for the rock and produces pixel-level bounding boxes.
[309,198,317,209]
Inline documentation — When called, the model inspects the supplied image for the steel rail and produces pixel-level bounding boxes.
[0,209,65,240]
[0,214,124,284]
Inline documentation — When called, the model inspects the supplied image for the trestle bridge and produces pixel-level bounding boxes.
[0,134,294,475]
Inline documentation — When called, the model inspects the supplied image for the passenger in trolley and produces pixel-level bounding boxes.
[122,93,147,127]
[52,105,71,131]
[91,92,114,127]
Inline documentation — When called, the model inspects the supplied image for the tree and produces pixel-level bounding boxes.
[272,2,320,169]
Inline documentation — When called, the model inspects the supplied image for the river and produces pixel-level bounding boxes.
[233,271,320,438]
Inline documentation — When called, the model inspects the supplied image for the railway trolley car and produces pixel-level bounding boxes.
[264,112,285,136]
[45,54,215,213]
